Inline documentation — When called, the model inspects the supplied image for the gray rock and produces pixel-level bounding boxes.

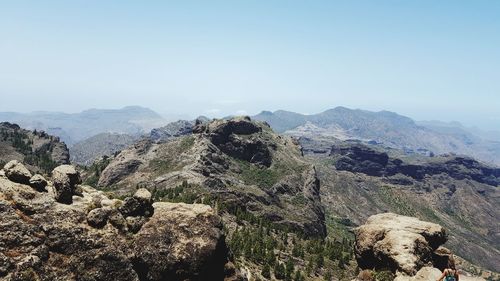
[126,216,147,233]
[133,188,152,202]
[119,191,154,217]
[0,252,13,276]
[108,209,127,232]
[87,207,111,228]
[29,174,48,191]
[3,160,32,185]
[52,165,81,204]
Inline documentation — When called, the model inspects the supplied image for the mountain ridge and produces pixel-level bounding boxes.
[253,107,500,166]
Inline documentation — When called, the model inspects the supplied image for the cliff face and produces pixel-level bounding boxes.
[0,122,69,173]
[330,143,500,186]
[0,161,233,280]
[97,117,326,238]
[313,142,500,272]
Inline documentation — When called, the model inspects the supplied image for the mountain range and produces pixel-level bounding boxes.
[253,107,500,166]
[0,106,168,145]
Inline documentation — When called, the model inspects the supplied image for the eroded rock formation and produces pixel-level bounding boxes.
[0,161,234,280]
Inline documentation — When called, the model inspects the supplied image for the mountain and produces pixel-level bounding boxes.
[0,106,168,145]
[70,133,138,166]
[0,122,69,174]
[97,117,326,237]
[253,107,500,166]
[89,117,357,279]
[312,141,500,272]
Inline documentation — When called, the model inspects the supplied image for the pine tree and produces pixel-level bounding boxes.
[261,264,271,279]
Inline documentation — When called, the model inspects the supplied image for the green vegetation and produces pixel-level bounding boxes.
[152,180,201,204]
[0,128,58,174]
[373,269,395,281]
[83,156,111,186]
[149,159,177,175]
[378,186,417,217]
[179,136,195,151]
[237,159,281,188]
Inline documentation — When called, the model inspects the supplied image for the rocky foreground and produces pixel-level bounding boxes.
[0,160,237,280]
[353,213,487,281]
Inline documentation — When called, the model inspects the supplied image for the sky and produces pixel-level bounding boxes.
[0,1,499,129]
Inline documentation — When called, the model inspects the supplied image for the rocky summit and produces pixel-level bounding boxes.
[0,161,235,280]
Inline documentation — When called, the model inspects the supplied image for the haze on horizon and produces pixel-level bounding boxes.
[0,1,499,130]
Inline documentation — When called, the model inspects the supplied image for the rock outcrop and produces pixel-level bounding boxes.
[0,162,233,280]
[52,164,82,204]
[195,117,273,167]
[3,160,32,185]
[150,120,195,143]
[331,143,500,186]
[0,122,70,172]
[354,213,447,275]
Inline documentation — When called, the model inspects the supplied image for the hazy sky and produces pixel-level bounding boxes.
[0,1,499,129]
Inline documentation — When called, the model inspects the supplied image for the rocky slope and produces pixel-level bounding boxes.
[97,117,326,237]
[311,142,500,273]
[0,161,235,280]
[253,107,500,166]
[0,122,69,174]
[70,133,138,166]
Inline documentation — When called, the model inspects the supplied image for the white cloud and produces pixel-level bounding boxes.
[235,110,248,116]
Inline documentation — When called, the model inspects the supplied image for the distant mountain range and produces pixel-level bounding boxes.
[253,107,500,166]
[0,106,168,145]
[1,105,499,166]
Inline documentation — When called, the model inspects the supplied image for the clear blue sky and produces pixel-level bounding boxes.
[0,1,499,129]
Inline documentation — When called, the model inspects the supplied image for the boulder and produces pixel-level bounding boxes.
[29,174,48,191]
[394,267,486,281]
[3,160,32,185]
[87,207,111,228]
[132,202,228,280]
[52,165,81,204]
[118,188,154,217]
[354,213,447,275]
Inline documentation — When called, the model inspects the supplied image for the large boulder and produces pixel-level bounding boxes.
[354,213,447,275]
[52,165,82,204]
[132,202,228,280]
[3,160,32,185]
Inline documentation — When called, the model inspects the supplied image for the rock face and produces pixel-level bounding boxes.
[0,162,233,281]
[354,213,447,275]
[52,165,82,204]
[70,132,138,166]
[331,143,500,186]
[3,160,32,184]
[197,117,273,167]
[150,120,195,143]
